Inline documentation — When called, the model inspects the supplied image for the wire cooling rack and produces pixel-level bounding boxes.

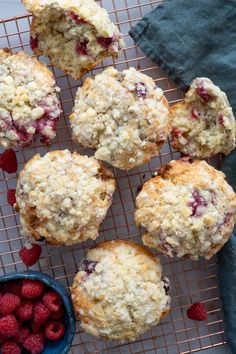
[0,1,229,353]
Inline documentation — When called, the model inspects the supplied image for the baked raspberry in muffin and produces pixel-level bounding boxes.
[171,77,236,158]
[22,0,124,80]
[71,240,170,342]
[0,49,61,148]
[135,158,236,260]
[15,150,115,246]
[70,67,170,170]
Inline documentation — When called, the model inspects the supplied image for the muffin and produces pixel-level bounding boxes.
[170,77,236,158]
[70,67,170,170]
[135,158,236,260]
[0,49,61,148]
[71,240,170,342]
[15,150,115,245]
[22,0,124,80]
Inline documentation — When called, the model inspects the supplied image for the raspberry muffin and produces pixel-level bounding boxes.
[0,49,61,148]
[171,77,236,158]
[23,0,124,80]
[70,67,170,170]
[135,158,236,260]
[15,150,115,246]
[71,240,170,342]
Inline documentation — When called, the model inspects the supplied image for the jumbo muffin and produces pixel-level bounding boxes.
[135,158,236,260]
[70,67,170,170]
[15,150,115,245]
[71,240,171,342]
[0,49,61,148]
[171,77,236,158]
[22,0,124,80]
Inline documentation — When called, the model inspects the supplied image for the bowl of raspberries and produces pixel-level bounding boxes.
[0,271,76,354]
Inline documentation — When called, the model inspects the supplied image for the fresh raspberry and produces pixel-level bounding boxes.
[1,341,21,354]
[7,189,16,207]
[33,302,50,324]
[15,327,30,346]
[50,305,65,320]
[1,280,22,297]
[0,149,17,174]
[43,291,63,313]
[31,321,43,333]
[21,280,45,299]
[0,293,20,315]
[45,321,65,341]
[15,300,33,321]
[0,334,6,344]
[16,318,23,329]
[23,333,45,354]
[187,302,208,321]
[19,245,42,267]
[0,315,19,337]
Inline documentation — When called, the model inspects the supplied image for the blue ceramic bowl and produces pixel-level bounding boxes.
[0,271,76,354]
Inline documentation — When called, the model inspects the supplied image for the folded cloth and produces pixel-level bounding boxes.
[130,1,236,351]
[129,0,236,114]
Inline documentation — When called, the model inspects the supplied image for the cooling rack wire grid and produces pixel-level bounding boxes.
[0,0,228,353]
